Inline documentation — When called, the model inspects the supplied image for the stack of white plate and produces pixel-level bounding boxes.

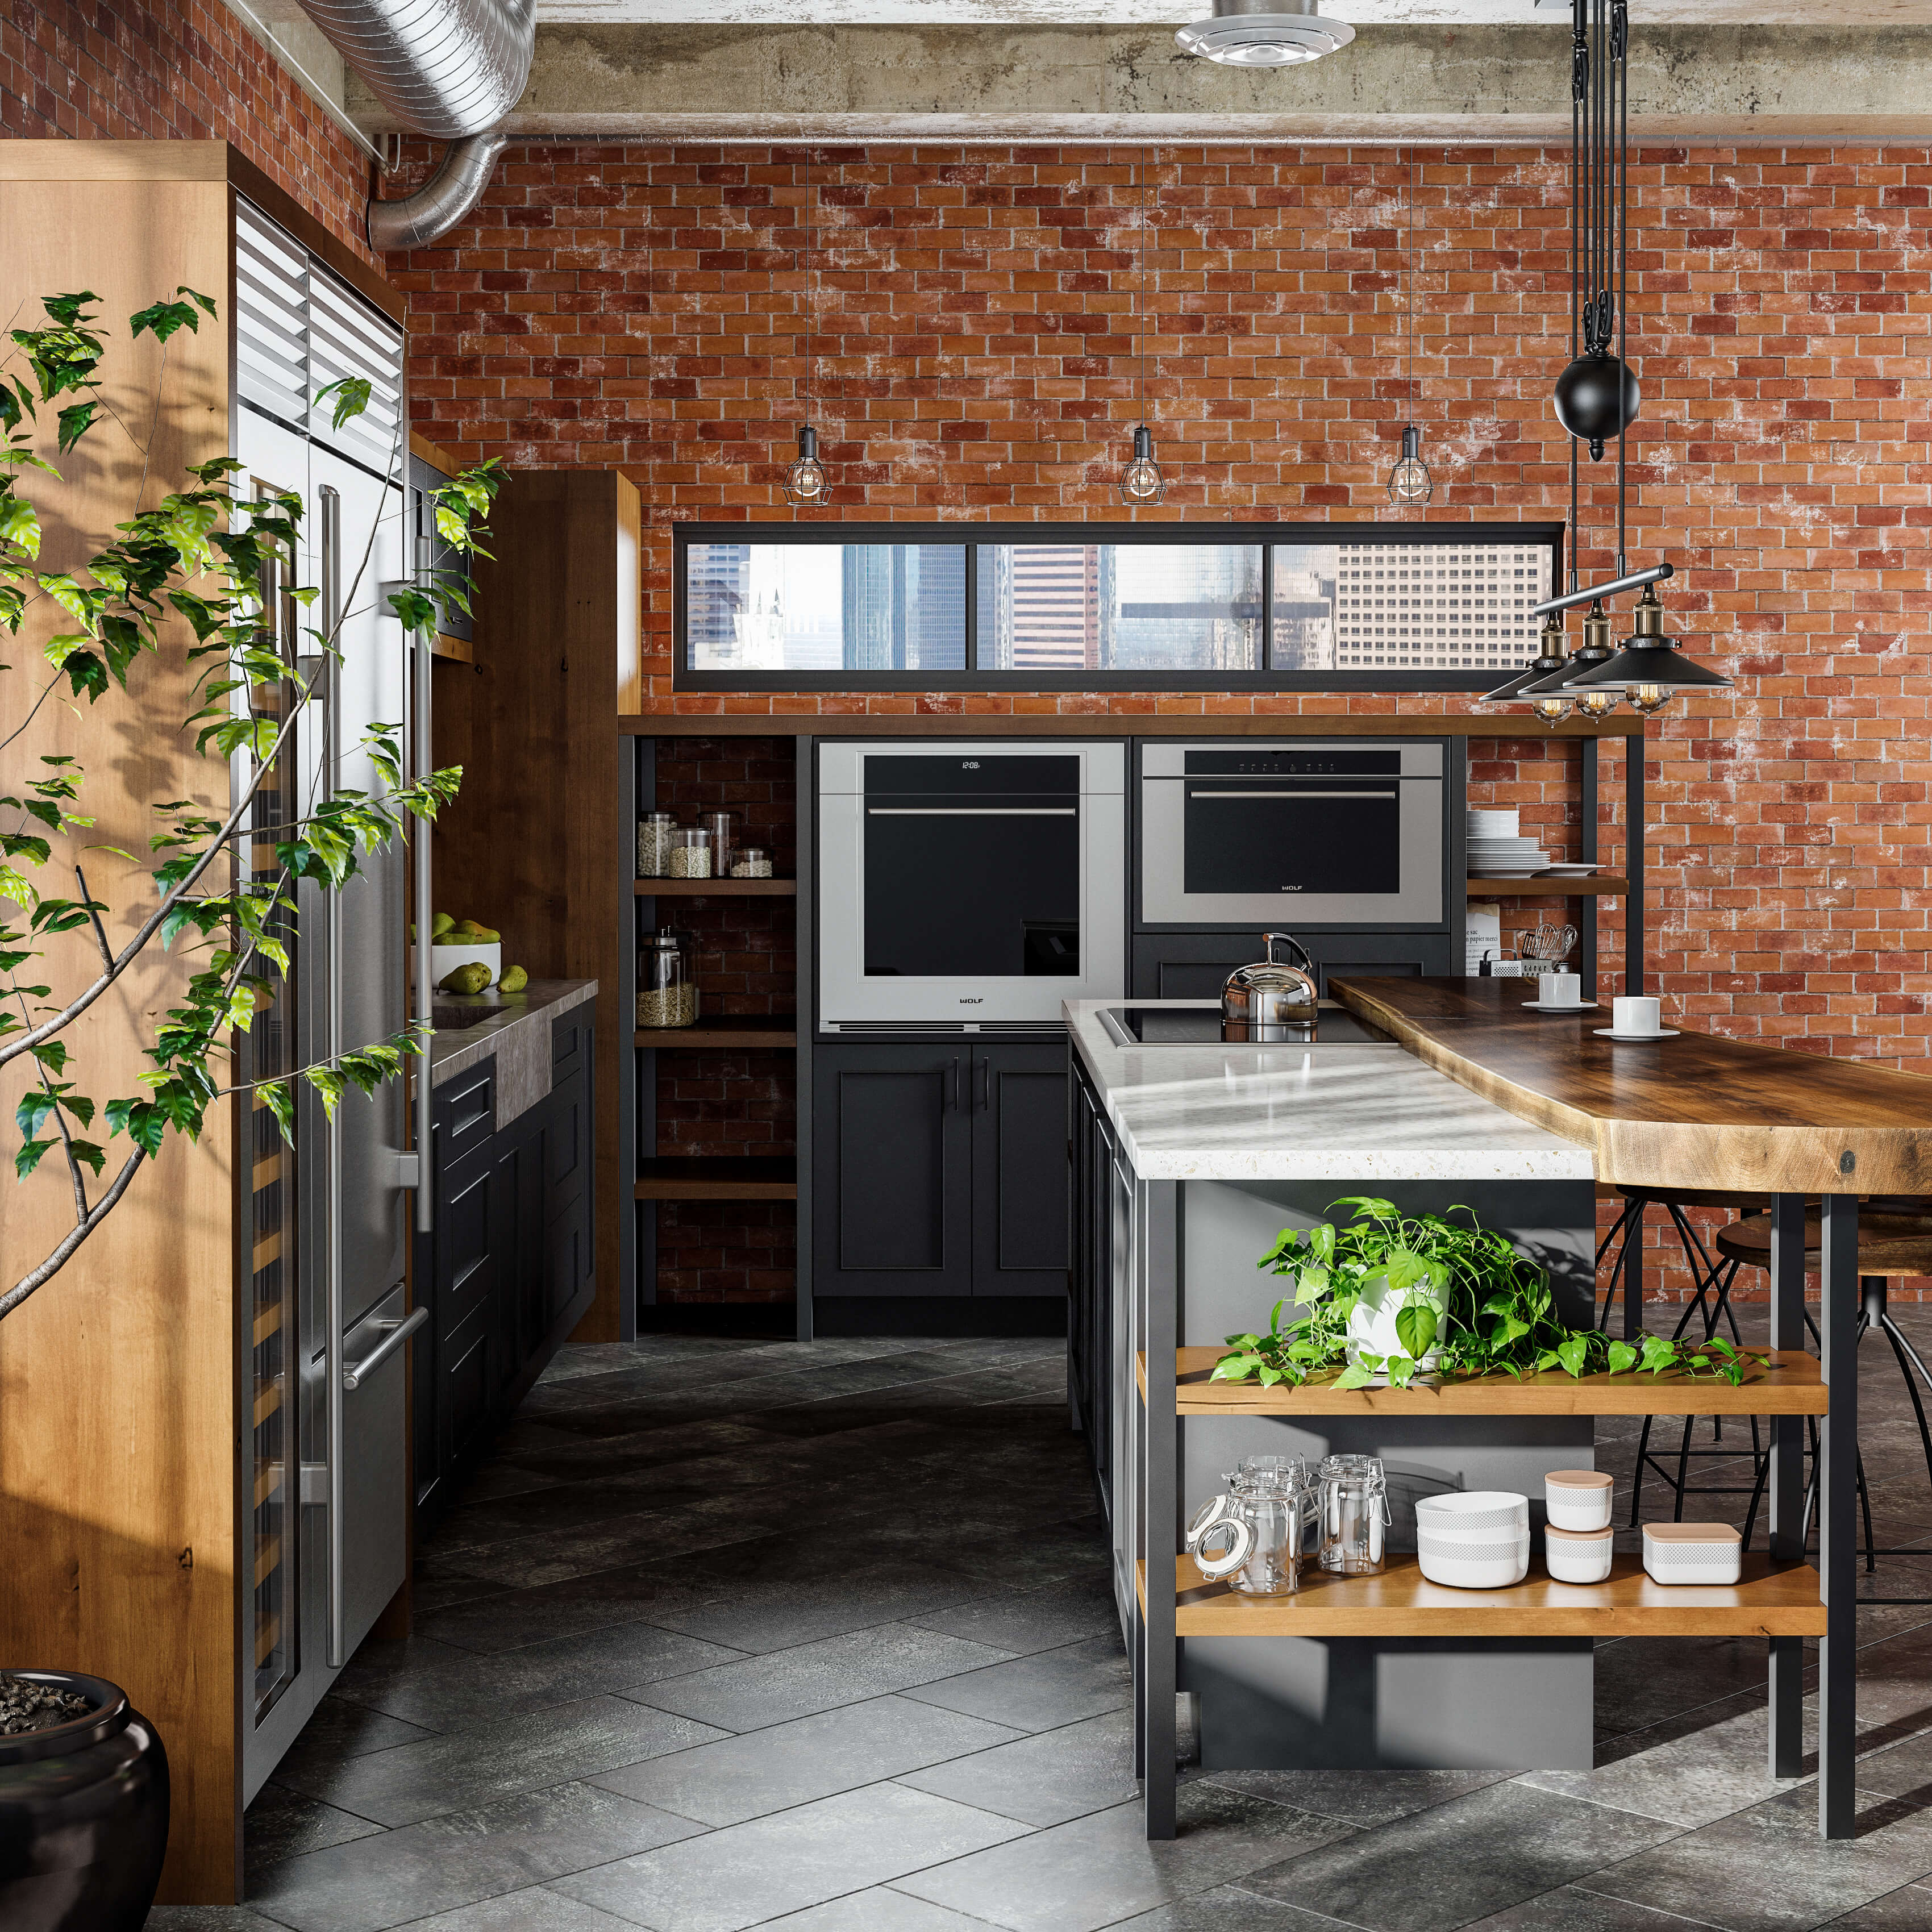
[1415,1491,1530,1588]
[1467,809,1551,878]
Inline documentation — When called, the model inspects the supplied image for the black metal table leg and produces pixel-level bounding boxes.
[1622,1196,1643,1342]
[1819,1192,1859,1838]
[1141,1180,1178,1840]
[1767,1193,1805,1781]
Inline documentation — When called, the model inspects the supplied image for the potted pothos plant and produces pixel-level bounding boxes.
[1214,1196,1767,1392]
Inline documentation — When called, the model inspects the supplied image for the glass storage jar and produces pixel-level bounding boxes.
[638,930,698,1028]
[668,826,713,880]
[1316,1453,1390,1576]
[700,811,739,877]
[636,811,676,878]
[730,846,773,880]
[1184,1455,1318,1597]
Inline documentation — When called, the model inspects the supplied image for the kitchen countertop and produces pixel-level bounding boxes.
[1065,998,1594,1183]
[1334,976,1932,1196]
[430,978,598,1130]
[622,714,1638,740]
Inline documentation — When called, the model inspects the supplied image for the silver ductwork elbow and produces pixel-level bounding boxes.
[295,0,534,247]
[368,130,507,252]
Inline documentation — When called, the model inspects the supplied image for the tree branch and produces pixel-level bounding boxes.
[0,1148,145,1318]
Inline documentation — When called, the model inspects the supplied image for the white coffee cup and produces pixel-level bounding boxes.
[1538,972,1581,1009]
[1612,995,1662,1036]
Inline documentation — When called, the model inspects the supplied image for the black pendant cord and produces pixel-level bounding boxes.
[1615,0,1629,577]
[1405,146,1415,435]
[1569,3,1583,594]
[1139,144,1148,432]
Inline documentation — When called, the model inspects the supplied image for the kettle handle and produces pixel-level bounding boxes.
[1262,932,1315,976]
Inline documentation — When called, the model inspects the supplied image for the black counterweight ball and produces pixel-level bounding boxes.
[1554,353,1640,458]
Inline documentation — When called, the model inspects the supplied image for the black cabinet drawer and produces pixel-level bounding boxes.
[552,1011,588,1075]
[1131,930,1452,1001]
[434,1061,497,1169]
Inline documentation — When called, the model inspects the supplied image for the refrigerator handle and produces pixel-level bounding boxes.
[320,482,348,1671]
[411,527,434,1235]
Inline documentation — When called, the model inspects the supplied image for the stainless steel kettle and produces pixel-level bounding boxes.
[1222,933,1318,1029]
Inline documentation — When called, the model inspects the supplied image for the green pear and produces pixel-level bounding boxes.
[439,962,492,995]
[497,964,528,994]
[431,911,455,938]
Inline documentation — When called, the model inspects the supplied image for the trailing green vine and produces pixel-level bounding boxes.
[1211,1196,1769,1392]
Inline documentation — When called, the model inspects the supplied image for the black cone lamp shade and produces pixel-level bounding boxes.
[1517,599,1615,697]
[1483,613,1568,703]
[1564,584,1733,710]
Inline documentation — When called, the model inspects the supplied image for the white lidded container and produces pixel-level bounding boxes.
[1642,1521,1743,1586]
[1545,1523,1615,1584]
[1545,1469,1614,1532]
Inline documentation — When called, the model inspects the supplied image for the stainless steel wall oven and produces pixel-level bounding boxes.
[819,742,1126,1030]
[1140,740,1445,927]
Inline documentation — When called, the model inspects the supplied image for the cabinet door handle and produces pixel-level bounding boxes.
[948,1057,960,1111]
[978,1058,990,1111]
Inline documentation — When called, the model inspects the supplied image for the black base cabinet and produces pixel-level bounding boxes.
[1131,928,1454,1000]
[413,1008,596,1532]
[812,1039,1068,1331]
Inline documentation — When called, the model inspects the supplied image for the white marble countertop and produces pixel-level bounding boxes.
[1065,998,1594,1182]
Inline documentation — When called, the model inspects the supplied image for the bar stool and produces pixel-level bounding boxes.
[1719,1208,1932,1593]
[1602,1187,1777,1527]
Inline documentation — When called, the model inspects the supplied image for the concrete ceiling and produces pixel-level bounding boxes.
[536,3,1932,21]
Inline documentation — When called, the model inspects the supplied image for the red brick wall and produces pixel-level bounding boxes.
[5,0,373,258]
[393,141,1932,1305]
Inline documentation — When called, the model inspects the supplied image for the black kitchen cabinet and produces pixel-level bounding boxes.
[1131,928,1453,1001]
[413,1007,597,1531]
[813,1040,1068,1319]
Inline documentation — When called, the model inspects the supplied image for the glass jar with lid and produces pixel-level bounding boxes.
[1315,1453,1389,1575]
[699,811,739,877]
[636,811,676,878]
[730,846,773,880]
[667,826,713,880]
[638,930,698,1028]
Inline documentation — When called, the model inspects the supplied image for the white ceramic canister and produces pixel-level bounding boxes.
[1544,1523,1615,1584]
[1545,1469,1614,1532]
[1642,1522,1742,1586]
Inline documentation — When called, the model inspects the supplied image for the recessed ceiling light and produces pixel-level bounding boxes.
[1176,0,1355,67]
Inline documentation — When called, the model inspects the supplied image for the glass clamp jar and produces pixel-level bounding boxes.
[1316,1453,1390,1576]
[668,826,713,880]
[636,811,676,878]
[638,930,698,1029]
[1184,1455,1317,1597]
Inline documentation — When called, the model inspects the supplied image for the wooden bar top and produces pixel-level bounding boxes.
[1330,977,1932,1198]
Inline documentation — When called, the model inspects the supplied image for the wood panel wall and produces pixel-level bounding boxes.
[0,164,243,1904]
[435,470,639,1340]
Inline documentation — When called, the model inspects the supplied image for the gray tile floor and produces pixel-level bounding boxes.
[148,1304,1932,1932]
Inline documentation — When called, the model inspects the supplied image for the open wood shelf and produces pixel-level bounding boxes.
[1148,1554,1826,1639]
[635,1156,798,1202]
[1465,875,1628,897]
[634,878,797,897]
[1147,1347,1827,1417]
[635,1017,798,1050]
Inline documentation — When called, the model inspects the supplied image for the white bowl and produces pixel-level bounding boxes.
[418,941,503,989]
[1419,1533,1530,1566]
[1418,1545,1530,1589]
[1544,1526,1615,1584]
[1416,1492,1529,1535]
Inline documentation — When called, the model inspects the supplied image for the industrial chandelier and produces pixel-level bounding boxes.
[784,144,829,508]
[1489,0,1729,717]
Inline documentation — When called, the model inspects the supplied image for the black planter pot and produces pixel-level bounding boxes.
[0,1672,169,1931]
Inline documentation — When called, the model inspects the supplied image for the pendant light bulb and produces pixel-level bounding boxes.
[784,424,827,507]
[1121,424,1167,506]
[1627,682,1671,715]
[1530,695,1573,728]
[1386,424,1432,506]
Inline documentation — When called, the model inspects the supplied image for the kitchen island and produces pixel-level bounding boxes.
[1067,984,1917,1842]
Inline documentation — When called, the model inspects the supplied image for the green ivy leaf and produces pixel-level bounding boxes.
[1606,1340,1639,1375]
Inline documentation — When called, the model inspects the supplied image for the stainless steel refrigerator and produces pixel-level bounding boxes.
[234,201,423,1798]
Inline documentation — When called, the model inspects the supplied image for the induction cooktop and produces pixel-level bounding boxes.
[1098,1002,1391,1047]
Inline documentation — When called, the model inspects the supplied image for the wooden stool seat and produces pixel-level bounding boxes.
[1716,1211,1932,1279]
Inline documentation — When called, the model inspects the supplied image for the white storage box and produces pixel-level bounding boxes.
[1546,1469,1614,1532]
[1545,1524,1615,1584]
[1642,1522,1742,1586]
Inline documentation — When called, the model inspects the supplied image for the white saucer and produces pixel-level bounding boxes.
[1592,1027,1680,1040]
[1523,1000,1599,1011]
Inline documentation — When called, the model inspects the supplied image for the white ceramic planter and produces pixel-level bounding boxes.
[1344,1275,1448,1383]
[1642,1522,1742,1585]
[1545,1469,1614,1531]
[1544,1525,1615,1584]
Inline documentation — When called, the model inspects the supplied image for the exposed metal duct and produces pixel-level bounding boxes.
[294,0,534,247]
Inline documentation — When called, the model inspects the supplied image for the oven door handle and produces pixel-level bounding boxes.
[1184,789,1397,801]
[866,807,1077,817]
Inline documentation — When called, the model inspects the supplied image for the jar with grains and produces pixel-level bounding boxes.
[638,931,698,1028]
[668,827,713,880]
[730,847,773,879]
[636,812,676,877]
[700,811,739,877]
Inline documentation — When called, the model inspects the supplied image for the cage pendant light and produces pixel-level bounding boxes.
[1386,149,1432,506]
[784,144,829,508]
[1120,147,1167,506]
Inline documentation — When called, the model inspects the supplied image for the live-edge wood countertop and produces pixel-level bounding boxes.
[1329,977,1932,1197]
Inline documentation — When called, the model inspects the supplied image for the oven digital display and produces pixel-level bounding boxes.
[1182,751,1402,777]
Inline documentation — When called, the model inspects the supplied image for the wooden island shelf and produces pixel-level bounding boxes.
[1465,874,1627,897]
[634,877,797,897]
[1148,1555,1826,1640]
[635,1016,798,1050]
[1146,1347,1829,1417]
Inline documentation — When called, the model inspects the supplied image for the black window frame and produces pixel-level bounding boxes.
[673,519,1567,694]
